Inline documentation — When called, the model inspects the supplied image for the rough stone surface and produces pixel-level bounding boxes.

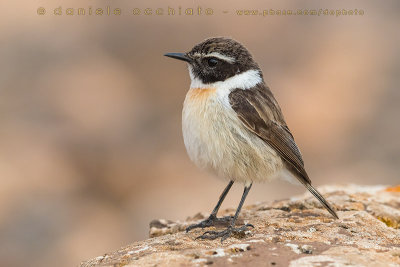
[80,184,400,267]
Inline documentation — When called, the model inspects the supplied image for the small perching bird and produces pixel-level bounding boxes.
[164,37,338,242]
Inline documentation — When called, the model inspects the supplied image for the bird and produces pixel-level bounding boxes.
[164,37,338,242]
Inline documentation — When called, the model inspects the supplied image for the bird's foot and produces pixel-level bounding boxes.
[186,215,233,233]
[195,224,254,243]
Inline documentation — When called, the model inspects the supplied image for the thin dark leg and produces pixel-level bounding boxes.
[229,183,252,228]
[186,181,234,232]
[210,180,234,216]
[196,183,254,242]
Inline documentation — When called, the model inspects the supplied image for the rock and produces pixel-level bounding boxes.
[80,184,400,267]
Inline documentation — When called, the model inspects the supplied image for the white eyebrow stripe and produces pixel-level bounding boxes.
[205,52,235,63]
[191,52,235,63]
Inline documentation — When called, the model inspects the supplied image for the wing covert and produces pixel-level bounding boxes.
[229,85,310,184]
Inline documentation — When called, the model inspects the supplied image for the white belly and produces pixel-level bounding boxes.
[182,88,283,184]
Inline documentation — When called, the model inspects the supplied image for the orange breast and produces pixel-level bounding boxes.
[187,88,216,101]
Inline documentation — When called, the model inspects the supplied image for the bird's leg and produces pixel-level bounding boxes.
[186,181,234,232]
[196,183,254,242]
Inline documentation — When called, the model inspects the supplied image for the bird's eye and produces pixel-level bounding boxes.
[207,57,219,67]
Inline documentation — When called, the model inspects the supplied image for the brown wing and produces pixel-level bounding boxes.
[229,84,339,219]
[229,84,310,184]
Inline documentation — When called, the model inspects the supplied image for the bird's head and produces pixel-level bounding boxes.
[165,37,261,85]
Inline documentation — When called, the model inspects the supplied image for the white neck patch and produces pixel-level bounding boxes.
[188,67,262,91]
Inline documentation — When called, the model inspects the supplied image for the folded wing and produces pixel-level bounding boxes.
[229,84,338,219]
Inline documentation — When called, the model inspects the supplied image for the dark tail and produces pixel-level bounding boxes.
[304,183,339,219]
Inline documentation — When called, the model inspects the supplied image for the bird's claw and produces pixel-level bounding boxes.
[195,224,254,243]
[186,215,234,232]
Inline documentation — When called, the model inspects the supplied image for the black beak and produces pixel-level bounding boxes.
[164,52,191,63]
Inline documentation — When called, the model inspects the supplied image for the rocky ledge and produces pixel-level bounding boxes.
[80,184,400,267]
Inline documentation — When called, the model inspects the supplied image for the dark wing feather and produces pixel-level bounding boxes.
[229,84,338,219]
[229,85,309,183]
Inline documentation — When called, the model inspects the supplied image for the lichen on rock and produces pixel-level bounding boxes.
[80,184,400,267]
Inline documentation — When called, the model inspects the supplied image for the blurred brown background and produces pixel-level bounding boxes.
[0,0,399,266]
